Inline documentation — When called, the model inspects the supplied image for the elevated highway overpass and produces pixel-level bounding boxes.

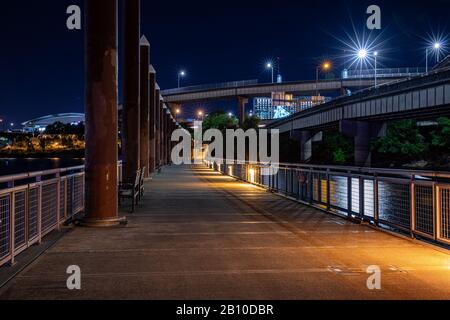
[267,67,450,166]
[161,68,424,124]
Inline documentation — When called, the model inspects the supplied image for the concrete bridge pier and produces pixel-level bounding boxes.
[122,0,141,179]
[149,65,156,175]
[340,120,387,167]
[291,130,322,162]
[238,96,249,125]
[139,36,150,178]
[83,0,122,226]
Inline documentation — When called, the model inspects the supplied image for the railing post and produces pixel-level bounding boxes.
[433,182,438,241]
[38,182,42,245]
[56,173,61,231]
[373,173,379,225]
[9,191,15,266]
[410,175,416,238]
[359,176,364,219]
[347,173,352,217]
[326,169,331,211]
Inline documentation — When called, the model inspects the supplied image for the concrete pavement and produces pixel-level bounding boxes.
[0,165,449,299]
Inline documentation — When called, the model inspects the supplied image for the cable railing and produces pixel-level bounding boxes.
[0,163,123,267]
[205,159,450,249]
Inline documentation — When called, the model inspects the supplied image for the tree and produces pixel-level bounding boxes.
[431,117,450,150]
[372,120,428,162]
[202,111,238,132]
[45,122,66,134]
[313,131,354,165]
[242,115,261,130]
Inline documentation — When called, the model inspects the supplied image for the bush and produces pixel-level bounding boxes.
[372,120,428,163]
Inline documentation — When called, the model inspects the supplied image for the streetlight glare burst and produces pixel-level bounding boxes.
[357,48,368,59]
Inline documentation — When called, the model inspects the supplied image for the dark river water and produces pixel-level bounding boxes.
[0,158,85,176]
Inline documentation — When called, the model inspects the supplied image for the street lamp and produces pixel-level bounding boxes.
[178,70,186,88]
[266,63,274,83]
[175,108,181,122]
[197,110,204,121]
[426,42,442,73]
[374,51,378,87]
[357,48,368,60]
[316,61,331,96]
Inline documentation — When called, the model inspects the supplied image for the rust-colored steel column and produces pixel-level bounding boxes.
[155,85,161,167]
[165,111,171,164]
[149,65,156,174]
[159,100,165,166]
[84,0,123,226]
[161,105,167,165]
[139,36,150,178]
[122,0,141,179]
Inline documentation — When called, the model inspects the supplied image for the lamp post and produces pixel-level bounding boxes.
[374,51,378,87]
[178,70,186,88]
[266,63,274,83]
[426,42,441,73]
[198,111,204,121]
[316,61,331,96]
[175,108,181,122]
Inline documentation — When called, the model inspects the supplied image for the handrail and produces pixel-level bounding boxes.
[210,159,450,179]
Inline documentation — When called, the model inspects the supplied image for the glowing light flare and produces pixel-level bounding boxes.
[249,168,256,183]
[357,48,368,59]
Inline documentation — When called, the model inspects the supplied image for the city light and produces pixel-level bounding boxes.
[248,168,256,183]
[434,42,441,49]
[316,60,332,95]
[266,62,274,83]
[357,48,368,59]
[228,112,233,117]
[178,70,186,88]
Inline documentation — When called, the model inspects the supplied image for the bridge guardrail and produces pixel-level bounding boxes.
[161,79,259,95]
[0,162,123,267]
[205,159,450,248]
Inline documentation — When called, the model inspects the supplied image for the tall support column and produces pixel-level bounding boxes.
[139,36,150,178]
[149,65,156,174]
[162,105,167,165]
[159,99,165,166]
[238,96,249,126]
[166,112,172,164]
[340,120,386,167]
[84,0,123,226]
[155,85,161,168]
[123,0,141,179]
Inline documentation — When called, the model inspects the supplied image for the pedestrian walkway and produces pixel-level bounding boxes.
[0,165,449,299]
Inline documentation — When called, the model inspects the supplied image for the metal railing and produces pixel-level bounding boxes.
[345,67,426,79]
[0,162,123,267]
[0,166,85,267]
[206,160,450,248]
[161,79,259,95]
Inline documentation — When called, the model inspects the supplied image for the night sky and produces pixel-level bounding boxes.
[1,0,449,123]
